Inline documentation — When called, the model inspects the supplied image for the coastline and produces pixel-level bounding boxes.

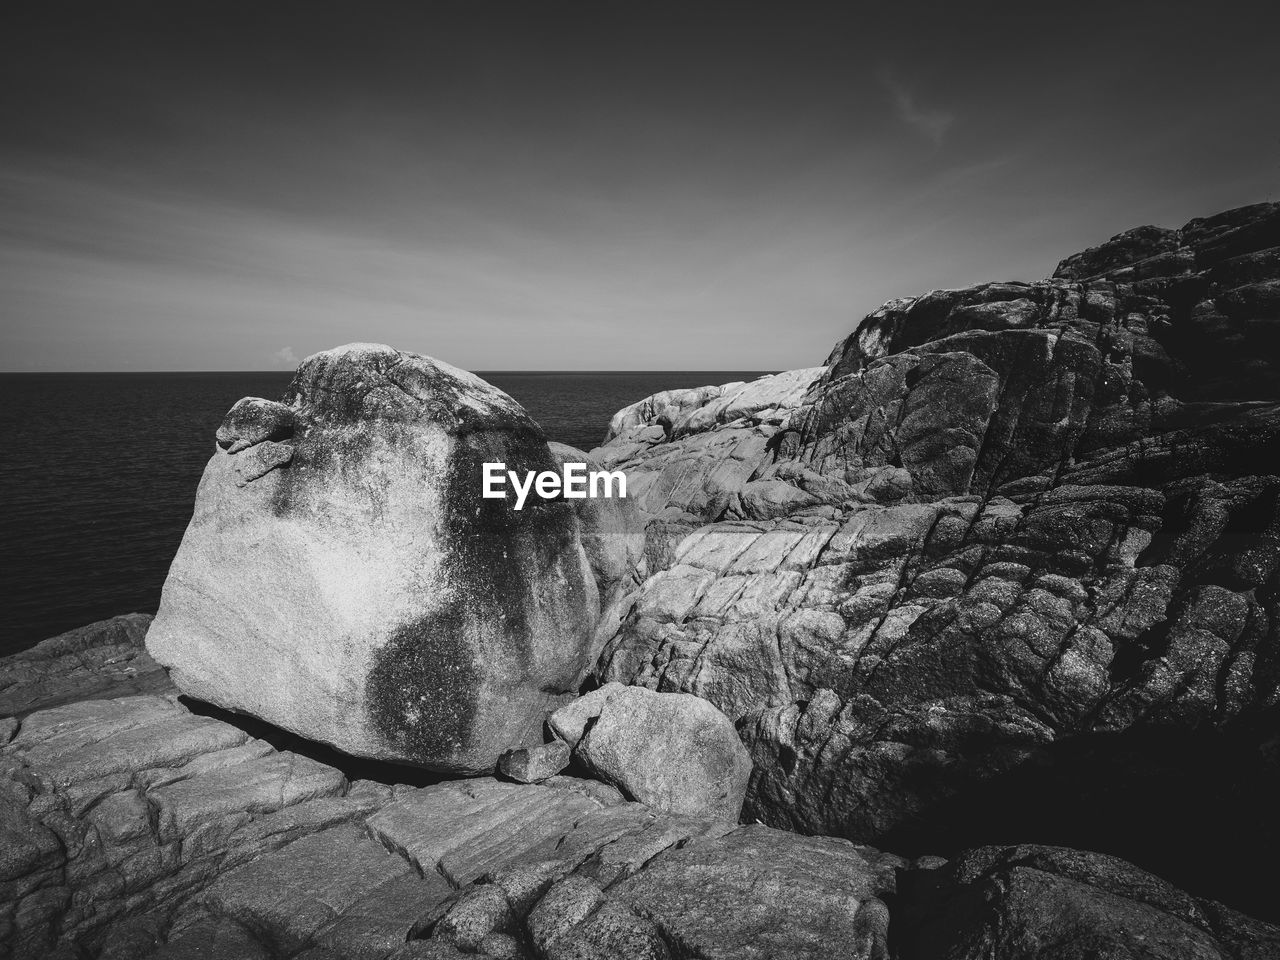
[5,199,1280,958]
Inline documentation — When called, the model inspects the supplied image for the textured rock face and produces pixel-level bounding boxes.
[549,682,751,821]
[148,344,610,774]
[0,614,170,718]
[8,642,1278,958]
[898,845,1280,960]
[0,687,910,960]
[590,201,1280,918]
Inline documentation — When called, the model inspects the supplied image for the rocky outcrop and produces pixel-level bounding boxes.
[0,687,905,960]
[0,614,170,718]
[595,367,827,522]
[10,199,1280,957]
[147,344,625,775]
[590,201,1280,919]
[5,662,1276,959]
[549,683,751,821]
[897,844,1280,960]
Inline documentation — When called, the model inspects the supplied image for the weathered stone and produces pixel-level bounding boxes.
[0,614,170,718]
[187,824,426,954]
[366,779,602,885]
[608,825,901,960]
[498,740,571,784]
[591,200,1280,922]
[898,844,1280,960]
[148,343,612,774]
[549,682,751,821]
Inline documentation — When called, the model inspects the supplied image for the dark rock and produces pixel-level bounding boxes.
[0,613,170,718]
[591,200,1280,923]
[1053,224,1186,281]
[606,825,900,960]
[898,844,1280,960]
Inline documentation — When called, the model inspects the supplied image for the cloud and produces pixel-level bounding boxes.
[272,346,299,367]
[880,72,955,145]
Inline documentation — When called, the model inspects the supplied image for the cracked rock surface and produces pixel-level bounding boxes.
[0,689,902,960]
[592,201,1280,921]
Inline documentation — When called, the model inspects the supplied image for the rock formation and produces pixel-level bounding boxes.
[592,200,1280,919]
[0,686,900,960]
[7,199,1280,957]
[548,682,751,821]
[896,844,1280,960]
[4,646,1275,959]
[147,344,628,775]
[0,614,171,718]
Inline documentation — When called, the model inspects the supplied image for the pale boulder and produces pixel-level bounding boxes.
[148,343,609,774]
[549,682,752,821]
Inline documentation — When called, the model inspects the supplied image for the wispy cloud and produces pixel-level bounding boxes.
[272,346,300,367]
[879,71,955,145]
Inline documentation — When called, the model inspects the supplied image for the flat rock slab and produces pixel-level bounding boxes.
[190,823,449,955]
[0,614,171,718]
[367,778,603,885]
[609,825,902,960]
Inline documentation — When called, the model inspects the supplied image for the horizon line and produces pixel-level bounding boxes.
[0,368,783,376]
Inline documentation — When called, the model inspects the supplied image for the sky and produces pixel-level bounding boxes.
[2,1,1277,372]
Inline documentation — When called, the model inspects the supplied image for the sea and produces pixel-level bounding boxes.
[0,371,768,656]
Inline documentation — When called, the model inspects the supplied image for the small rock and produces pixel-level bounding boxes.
[498,741,570,784]
[434,885,514,951]
[549,683,751,822]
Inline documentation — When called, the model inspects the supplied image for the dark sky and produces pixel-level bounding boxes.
[2,1,1277,371]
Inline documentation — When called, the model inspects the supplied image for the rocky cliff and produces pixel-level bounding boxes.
[592,200,1280,922]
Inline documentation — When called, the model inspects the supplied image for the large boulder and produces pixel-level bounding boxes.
[148,343,626,774]
[549,682,752,821]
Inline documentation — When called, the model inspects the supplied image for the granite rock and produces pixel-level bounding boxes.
[549,682,751,821]
[591,201,1280,919]
[0,614,169,718]
[898,844,1280,960]
[147,344,610,774]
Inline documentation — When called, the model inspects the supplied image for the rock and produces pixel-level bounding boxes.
[547,443,643,598]
[0,693,425,959]
[422,803,902,960]
[588,825,902,960]
[366,778,604,885]
[189,824,436,956]
[549,682,751,821]
[7,622,1280,958]
[147,343,609,774]
[497,740,571,783]
[547,441,645,657]
[898,844,1280,960]
[214,397,296,452]
[0,614,170,718]
[591,200,1280,921]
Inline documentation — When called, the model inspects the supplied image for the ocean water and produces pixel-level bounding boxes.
[0,370,767,654]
